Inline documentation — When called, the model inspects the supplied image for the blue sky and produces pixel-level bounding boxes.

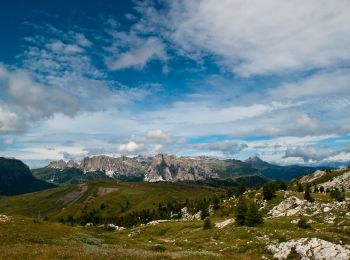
[1,0,350,168]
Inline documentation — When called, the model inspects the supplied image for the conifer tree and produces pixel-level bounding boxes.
[245,201,263,227]
[304,185,314,202]
[235,197,247,226]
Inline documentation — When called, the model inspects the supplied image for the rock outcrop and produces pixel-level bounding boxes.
[46,154,260,182]
[267,238,350,260]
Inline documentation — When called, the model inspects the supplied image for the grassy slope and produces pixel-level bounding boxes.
[0,179,224,221]
[0,191,349,259]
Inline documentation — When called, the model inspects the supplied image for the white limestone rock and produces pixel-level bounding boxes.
[267,238,350,260]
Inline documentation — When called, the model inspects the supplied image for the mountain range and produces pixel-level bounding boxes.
[32,154,317,185]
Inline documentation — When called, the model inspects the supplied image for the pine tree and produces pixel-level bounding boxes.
[319,186,324,193]
[245,201,263,227]
[263,183,275,200]
[235,197,247,226]
[212,195,220,210]
[304,185,314,202]
[203,217,212,230]
[235,184,246,197]
[297,183,304,192]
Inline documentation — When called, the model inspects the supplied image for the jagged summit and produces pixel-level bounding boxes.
[40,154,260,183]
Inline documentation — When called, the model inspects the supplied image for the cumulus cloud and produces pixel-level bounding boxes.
[118,141,144,154]
[0,104,27,133]
[0,64,79,120]
[146,129,169,140]
[283,146,341,162]
[137,0,350,76]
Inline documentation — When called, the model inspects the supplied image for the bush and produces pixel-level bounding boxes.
[319,186,324,193]
[297,183,304,192]
[235,197,247,226]
[297,218,311,229]
[203,217,212,230]
[304,185,314,202]
[263,183,276,200]
[245,201,263,227]
[330,188,345,202]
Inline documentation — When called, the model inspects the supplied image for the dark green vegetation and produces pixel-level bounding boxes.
[0,157,54,195]
[0,180,224,226]
[245,156,316,181]
[32,167,113,185]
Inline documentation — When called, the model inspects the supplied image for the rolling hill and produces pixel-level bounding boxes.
[0,157,55,195]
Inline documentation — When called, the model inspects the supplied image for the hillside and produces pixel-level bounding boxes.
[245,156,316,181]
[0,170,349,259]
[0,157,55,195]
[0,179,224,223]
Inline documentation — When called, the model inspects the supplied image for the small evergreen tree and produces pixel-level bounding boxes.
[203,217,212,230]
[297,217,311,229]
[212,195,220,210]
[330,188,345,202]
[235,197,247,226]
[235,184,246,197]
[319,186,324,193]
[304,185,314,202]
[297,183,304,192]
[201,204,210,220]
[226,188,234,198]
[263,183,275,200]
[245,201,263,227]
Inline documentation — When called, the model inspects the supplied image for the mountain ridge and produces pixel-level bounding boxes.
[0,157,55,195]
[32,154,320,185]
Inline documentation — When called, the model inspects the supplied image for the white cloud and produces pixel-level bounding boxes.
[270,69,350,100]
[193,141,248,156]
[146,129,169,140]
[284,146,339,162]
[139,0,350,76]
[118,141,144,154]
[0,65,79,120]
[0,104,26,133]
[106,37,167,70]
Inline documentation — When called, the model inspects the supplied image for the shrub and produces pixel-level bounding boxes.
[263,183,275,200]
[330,188,345,202]
[245,201,263,227]
[235,197,247,226]
[304,185,314,202]
[203,217,212,230]
[297,218,311,229]
[297,183,304,192]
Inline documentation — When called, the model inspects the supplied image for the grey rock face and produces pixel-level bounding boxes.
[46,154,260,182]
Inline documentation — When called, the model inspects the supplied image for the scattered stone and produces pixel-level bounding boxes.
[214,218,235,229]
[0,214,11,222]
[107,223,125,231]
[267,238,350,260]
[147,220,170,225]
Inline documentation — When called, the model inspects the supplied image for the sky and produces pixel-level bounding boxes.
[0,0,350,168]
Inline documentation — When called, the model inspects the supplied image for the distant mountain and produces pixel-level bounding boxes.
[33,154,263,185]
[0,157,55,195]
[245,156,316,181]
